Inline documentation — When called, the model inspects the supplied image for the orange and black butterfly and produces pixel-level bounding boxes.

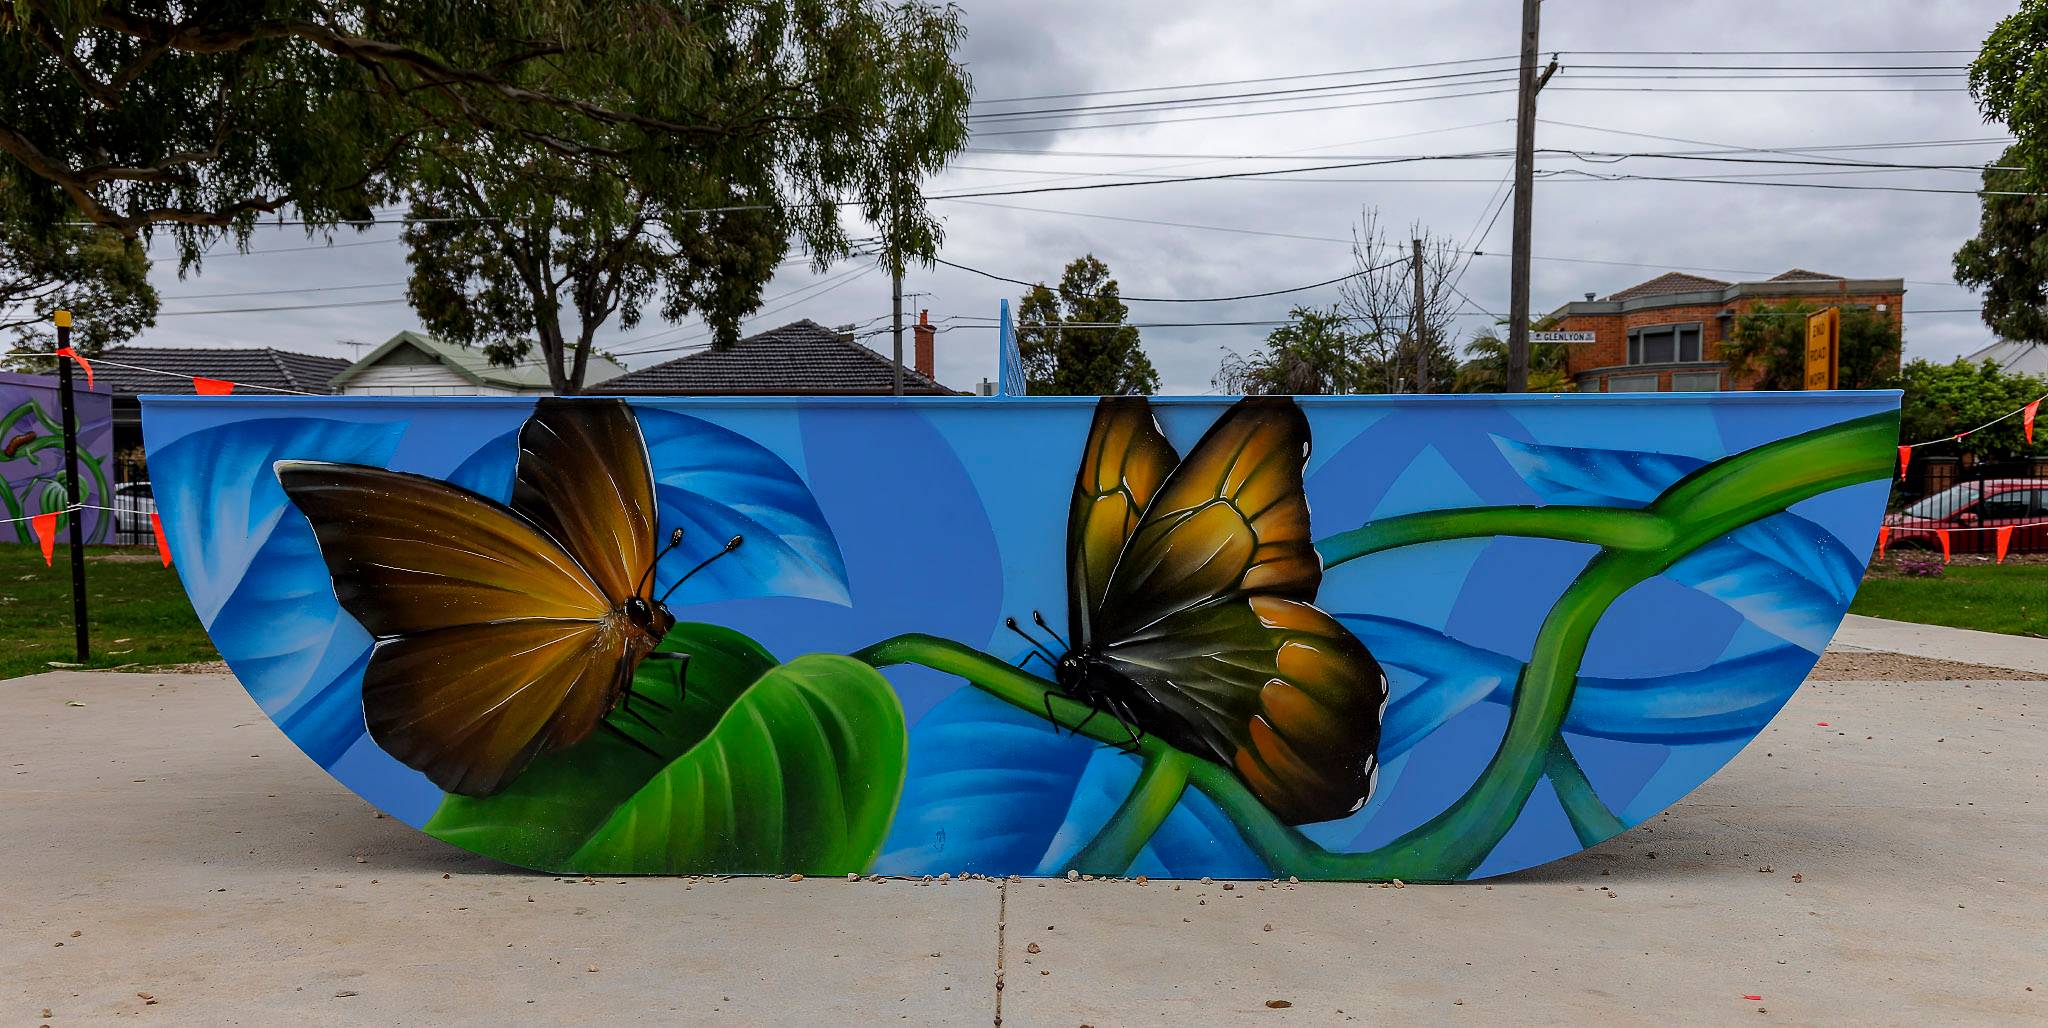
[1008,396,1387,825]
[276,398,739,797]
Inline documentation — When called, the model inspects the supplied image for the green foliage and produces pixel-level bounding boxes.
[1722,301,1901,390]
[1454,331,1573,393]
[1953,148,2048,345]
[0,1,973,292]
[1971,1,2048,185]
[1017,255,1160,395]
[1214,306,1370,394]
[0,194,155,355]
[425,623,907,875]
[1897,357,2048,459]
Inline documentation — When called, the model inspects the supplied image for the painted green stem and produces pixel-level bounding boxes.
[857,411,1897,881]
[1070,750,1193,875]
[1545,738,1627,847]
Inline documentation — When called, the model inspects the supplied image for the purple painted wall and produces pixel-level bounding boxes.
[0,371,114,545]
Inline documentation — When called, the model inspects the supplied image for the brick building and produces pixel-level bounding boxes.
[1549,269,1904,392]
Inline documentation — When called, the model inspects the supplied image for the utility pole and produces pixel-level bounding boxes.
[891,261,905,397]
[1507,0,1558,392]
[54,310,88,663]
[1411,237,1428,394]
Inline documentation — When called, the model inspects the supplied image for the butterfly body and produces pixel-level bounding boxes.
[1051,396,1388,826]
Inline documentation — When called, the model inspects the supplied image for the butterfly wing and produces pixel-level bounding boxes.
[1066,397,1180,648]
[1086,397,1384,824]
[512,398,660,604]
[1096,596,1387,825]
[276,460,631,796]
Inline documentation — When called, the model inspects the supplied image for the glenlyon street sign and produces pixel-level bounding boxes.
[1529,331,1596,343]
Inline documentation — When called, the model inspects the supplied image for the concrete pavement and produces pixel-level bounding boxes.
[2,669,2042,1025]
[1830,613,2048,675]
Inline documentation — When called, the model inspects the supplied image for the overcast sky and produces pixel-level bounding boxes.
[131,0,2017,394]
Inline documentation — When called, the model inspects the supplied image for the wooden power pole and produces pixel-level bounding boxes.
[891,262,905,397]
[1507,0,1557,392]
[1411,237,1428,393]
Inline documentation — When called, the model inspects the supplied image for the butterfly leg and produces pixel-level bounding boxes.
[1105,698,1145,751]
[638,651,690,704]
[1042,692,1069,737]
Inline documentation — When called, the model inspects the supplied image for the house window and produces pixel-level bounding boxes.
[1670,370,1722,391]
[1626,323,1703,365]
[1607,373,1659,392]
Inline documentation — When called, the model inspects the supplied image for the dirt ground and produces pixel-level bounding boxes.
[1807,648,2048,681]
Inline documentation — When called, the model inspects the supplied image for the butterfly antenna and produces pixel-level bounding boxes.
[637,528,687,598]
[1004,617,1061,663]
[658,535,744,604]
[1030,611,1071,651]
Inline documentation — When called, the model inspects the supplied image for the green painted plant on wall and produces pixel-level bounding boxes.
[0,396,110,543]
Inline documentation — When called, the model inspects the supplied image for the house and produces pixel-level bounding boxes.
[603,319,956,395]
[93,346,351,461]
[330,330,627,395]
[1549,269,1905,392]
[1965,338,2048,377]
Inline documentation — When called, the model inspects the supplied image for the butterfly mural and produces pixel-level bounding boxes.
[1009,396,1389,825]
[277,398,738,797]
[146,388,1900,881]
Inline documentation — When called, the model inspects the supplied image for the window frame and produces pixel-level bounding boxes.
[1626,321,1704,365]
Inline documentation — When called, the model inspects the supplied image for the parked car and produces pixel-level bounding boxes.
[1884,478,2048,555]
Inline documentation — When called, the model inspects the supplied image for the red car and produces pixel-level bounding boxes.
[1885,478,2048,555]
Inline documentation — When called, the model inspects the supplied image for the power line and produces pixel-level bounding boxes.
[970,54,1522,105]
[152,297,411,317]
[930,254,1413,304]
[969,87,1520,137]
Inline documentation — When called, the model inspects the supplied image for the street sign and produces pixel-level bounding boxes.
[1529,330,1596,343]
[1804,307,1839,390]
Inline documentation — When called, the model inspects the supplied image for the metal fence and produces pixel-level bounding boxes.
[110,455,156,549]
[1890,454,2048,556]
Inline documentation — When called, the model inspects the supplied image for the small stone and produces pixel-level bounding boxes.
[442,873,451,880]
[1200,876,1213,884]
[789,874,804,882]
[1026,942,1041,954]
[1263,924,1273,932]
[354,856,367,863]
[1136,876,1148,885]
[587,965,599,973]
[1223,883,1234,891]
[1066,870,1079,881]
[848,873,860,881]
[1288,876,1299,884]
[69,930,80,938]
[334,990,358,998]
[1265,999,1292,1009]
[1392,879,1405,889]
[136,993,156,1005]
[938,873,951,881]
[1082,874,1095,881]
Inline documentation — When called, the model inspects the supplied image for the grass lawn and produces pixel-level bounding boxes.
[0,544,218,680]
[1851,559,2048,639]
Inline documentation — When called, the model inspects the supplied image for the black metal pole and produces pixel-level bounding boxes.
[55,310,89,662]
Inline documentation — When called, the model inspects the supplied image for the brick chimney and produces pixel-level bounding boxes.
[913,309,935,381]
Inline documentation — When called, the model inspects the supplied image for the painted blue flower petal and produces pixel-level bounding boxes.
[877,688,1265,877]
[1339,614,1813,750]
[1491,436,1863,652]
[150,417,404,766]
[1492,435,1704,508]
[638,408,850,606]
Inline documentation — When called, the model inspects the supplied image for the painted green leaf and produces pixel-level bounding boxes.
[568,654,908,875]
[423,622,777,870]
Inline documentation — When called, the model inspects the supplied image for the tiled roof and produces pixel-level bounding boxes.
[1769,268,1842,281]
[604,320,956,395]
[1605,272,1732,301]
[94,346,351,396]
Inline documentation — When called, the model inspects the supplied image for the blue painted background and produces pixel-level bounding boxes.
[142,391,1897,880]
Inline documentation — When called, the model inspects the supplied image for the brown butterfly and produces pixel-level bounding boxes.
[276,398,740,797]
[1008,396,1388,825]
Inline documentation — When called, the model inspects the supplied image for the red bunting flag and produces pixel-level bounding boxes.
[192,377,235,395]
[1876,526,1889,558]
[30,512,57,565]
[150,511,171,567]
[1897,445,1911,479]
[52,346,93,389]
[1935,529,1951,563]
[2025,399,2039,445]
[1995,526,2014,565]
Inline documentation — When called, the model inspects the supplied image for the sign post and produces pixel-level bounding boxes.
[1804,307,1839,390]
[54,310,89,663]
